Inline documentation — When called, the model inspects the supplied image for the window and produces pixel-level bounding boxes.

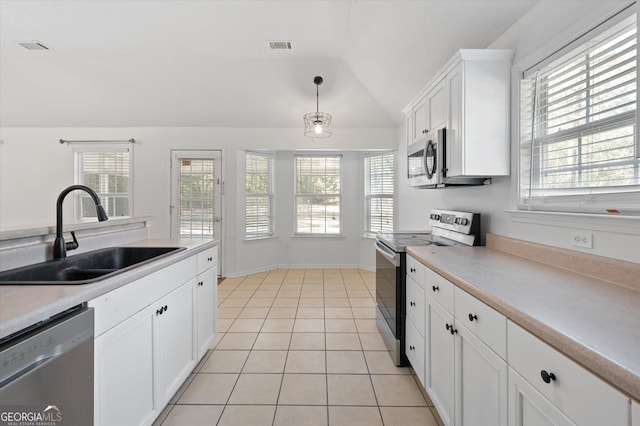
[75,147,131,219]
[245,151,275,239]
[365,152,395,235]
[295,155,342,235]
[176,158,216,238]
[519,11,640,214]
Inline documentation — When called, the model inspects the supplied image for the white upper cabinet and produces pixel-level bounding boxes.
[410,96,429,146]
[403,49,514,179]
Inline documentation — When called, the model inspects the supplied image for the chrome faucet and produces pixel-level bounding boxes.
[53,185,109,260]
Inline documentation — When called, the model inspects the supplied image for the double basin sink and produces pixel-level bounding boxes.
[0,246,186,285]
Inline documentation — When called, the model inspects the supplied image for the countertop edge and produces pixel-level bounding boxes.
[0,239,218,340]
[406,246,640,403]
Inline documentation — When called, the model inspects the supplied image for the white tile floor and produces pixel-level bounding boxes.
[153,269,442,426]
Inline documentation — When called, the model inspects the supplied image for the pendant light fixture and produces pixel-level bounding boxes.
[303,76,332,138]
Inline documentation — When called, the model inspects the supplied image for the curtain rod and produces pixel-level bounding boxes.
[59,138,136,144]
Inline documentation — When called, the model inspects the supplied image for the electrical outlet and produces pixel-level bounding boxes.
[571,232,593,249]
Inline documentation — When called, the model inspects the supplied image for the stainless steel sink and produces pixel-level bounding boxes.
[0,246,186,285]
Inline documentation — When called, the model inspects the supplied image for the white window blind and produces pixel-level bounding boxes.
[519,12,640,215]
[245,152,274,239]
[295,155,342,235]
[365,152,394,234]
[75,147,131,219]
[177,158,215,238]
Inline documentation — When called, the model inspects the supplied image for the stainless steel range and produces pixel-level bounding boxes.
[375,209,480,366]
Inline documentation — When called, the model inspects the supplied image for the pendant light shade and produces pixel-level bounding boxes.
[303,76,332,138]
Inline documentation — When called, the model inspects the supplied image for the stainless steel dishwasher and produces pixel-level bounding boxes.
[0,305,94,425]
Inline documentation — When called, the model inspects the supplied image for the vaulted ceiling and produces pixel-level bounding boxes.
[0,0,537,128]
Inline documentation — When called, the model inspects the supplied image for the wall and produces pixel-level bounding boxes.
[396,0,640,263]
[0,126,394,275]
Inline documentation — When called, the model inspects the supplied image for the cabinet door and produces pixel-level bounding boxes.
[446,62,464,177]
[508,367,575,426]
[427,80,447,132]
[406,275,425,337]
[411,96,428,144]
[405,316,426,388]
[94,307,156,426]
[508,321,629,425]
[454,322,507,426]
[426,297,455,426]
[154,279,196,406]
[196,266,218,360]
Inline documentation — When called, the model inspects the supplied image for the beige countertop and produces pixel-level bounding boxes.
[406,244,640,402]
[0,238,217,340]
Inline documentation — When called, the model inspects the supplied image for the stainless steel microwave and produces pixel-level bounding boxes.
[407,128,442,187]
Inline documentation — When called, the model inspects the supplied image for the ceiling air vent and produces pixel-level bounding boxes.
[18,42,50,50]
[268,40,292,50]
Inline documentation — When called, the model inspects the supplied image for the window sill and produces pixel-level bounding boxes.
[244,235,277,242]
[506,209,640,235]
[292,234,345,239]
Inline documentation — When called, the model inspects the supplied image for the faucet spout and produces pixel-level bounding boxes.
[53,185,109,260]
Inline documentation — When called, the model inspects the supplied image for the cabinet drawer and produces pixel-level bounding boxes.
[454,287,506,359]
[406,255,425,288]
[90,256,196,337]
[406,275,426,338]
[424,267,454,313]
[196,246,217,275]
[507,321,629,426]
[405,316,426,388]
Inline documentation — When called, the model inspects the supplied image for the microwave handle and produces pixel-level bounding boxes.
[440,127,448,178]
[422,138,429,175]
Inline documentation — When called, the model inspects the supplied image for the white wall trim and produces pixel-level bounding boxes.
[506,210,640,235]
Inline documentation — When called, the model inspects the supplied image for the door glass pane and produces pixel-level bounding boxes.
[177,159,215,238]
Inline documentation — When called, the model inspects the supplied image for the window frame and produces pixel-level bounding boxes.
[294,154,343,237]
[364,151,395,237]
[517,5,640,216]
[73,145,133,220]
[244,151,276,240]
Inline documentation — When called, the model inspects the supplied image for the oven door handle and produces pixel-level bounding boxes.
[376,241,400,267]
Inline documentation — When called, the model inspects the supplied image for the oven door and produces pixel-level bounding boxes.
[375,240,406,366]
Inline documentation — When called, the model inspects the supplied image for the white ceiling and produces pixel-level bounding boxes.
[0,0,537,128]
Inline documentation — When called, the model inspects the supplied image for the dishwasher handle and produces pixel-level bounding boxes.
[0,354,56,388]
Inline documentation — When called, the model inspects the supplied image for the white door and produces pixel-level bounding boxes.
[454,322,507,426]
[170,150,223,273]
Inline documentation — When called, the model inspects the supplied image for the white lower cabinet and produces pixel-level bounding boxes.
[632,399,640,426]
[426,295,455,426]
[155,280,196,405]
[508,367,575,426]
[94,279,195,426]
[195,268,217,359]
[407,259,632,426]
[455,321,507,426]
[195,245,218,359]
[90,246,218,426]
[405,315,426,387]
[94,306,155,426]
[508,321,629,426]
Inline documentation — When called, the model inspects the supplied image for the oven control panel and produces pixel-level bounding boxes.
[429,209,479,235]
